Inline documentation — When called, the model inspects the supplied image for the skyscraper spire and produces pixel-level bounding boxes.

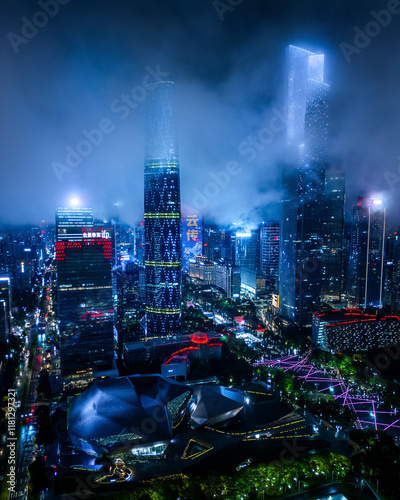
[144,81,182,337]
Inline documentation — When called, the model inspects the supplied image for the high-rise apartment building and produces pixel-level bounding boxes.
[144,82,182,338]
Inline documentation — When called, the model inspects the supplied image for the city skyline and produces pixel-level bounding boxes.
[1,1,400,228]
[2,4,400,498]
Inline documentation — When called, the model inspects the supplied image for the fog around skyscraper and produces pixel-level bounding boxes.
[1,0,400,227]
[3,3,400,497]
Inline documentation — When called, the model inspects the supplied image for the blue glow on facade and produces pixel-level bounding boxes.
[280,45,329,327]
[144,82,182,337]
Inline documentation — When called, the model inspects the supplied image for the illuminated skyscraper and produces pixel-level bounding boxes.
[0,275,11,343]
[56,206,115,385]
[56,206,93,241]
[321,169,345,302]
[235,230,259,271]
[144,82,181,337]
[279,45,329,326]
[348,197,386,309]
[260,222,280,290]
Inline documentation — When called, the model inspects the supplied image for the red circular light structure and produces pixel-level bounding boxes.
[191,332,208,344]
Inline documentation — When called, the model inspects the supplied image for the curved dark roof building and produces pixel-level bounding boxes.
[190,386,245,427]
[68,374,190,456]
[67,374,247,457]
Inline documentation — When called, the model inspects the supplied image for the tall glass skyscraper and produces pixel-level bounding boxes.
[321,169,345,302]
[260,222,280,290]
[144,81,182,338]
[279,45,329,327]
[0,275,11,343]
[235,230,259,271]
[55,207,115,385]
[348,197,386,309]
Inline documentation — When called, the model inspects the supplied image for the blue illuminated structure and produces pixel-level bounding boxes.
[280,45,329,326]
[144,82,182,337]
[348,197,386,309]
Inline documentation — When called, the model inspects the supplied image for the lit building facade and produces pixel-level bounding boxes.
[144,82,182,338]
[279,45,329,326]
[347,197,386,309]
[259,221,280,290]
[313,309,400,352]
[56,222,115,384]
[321,169,345,302]
[202,224,222,262]
[214,262,241,299]
[56,207,93,241]
[392,239,400,314]
[235,230,259,270]
[0,275,12,343]
[240,268,266,298]
[188,256,214,285]
[123,332,223,373]
[182,212,202,273]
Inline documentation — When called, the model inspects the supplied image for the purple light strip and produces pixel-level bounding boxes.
[257,351,399,435]
[353,410,395,414]
[372,401,377,431]
[318,383,342,393]
[383,419,400,432]
[358,420,400,429]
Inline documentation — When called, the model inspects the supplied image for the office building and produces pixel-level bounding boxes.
[202,224,222,262]
[56,206,93,241]
[321,169,345,302]
[240,268,266,298]
[56,218,115,386]
[347,197,386,309]
[279,45,329,326]
[235,230,259,271]
[214,261,241,299]
[188,256,214,285]
[259,222,280,290]
[0,275,12,343]
[144,81,182,338]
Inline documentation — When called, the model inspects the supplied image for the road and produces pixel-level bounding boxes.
[9,325,46,500]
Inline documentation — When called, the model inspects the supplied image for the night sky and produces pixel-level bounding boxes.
[1,0,400,227]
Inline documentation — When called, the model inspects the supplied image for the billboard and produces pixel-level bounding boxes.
[182,213,202,272]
